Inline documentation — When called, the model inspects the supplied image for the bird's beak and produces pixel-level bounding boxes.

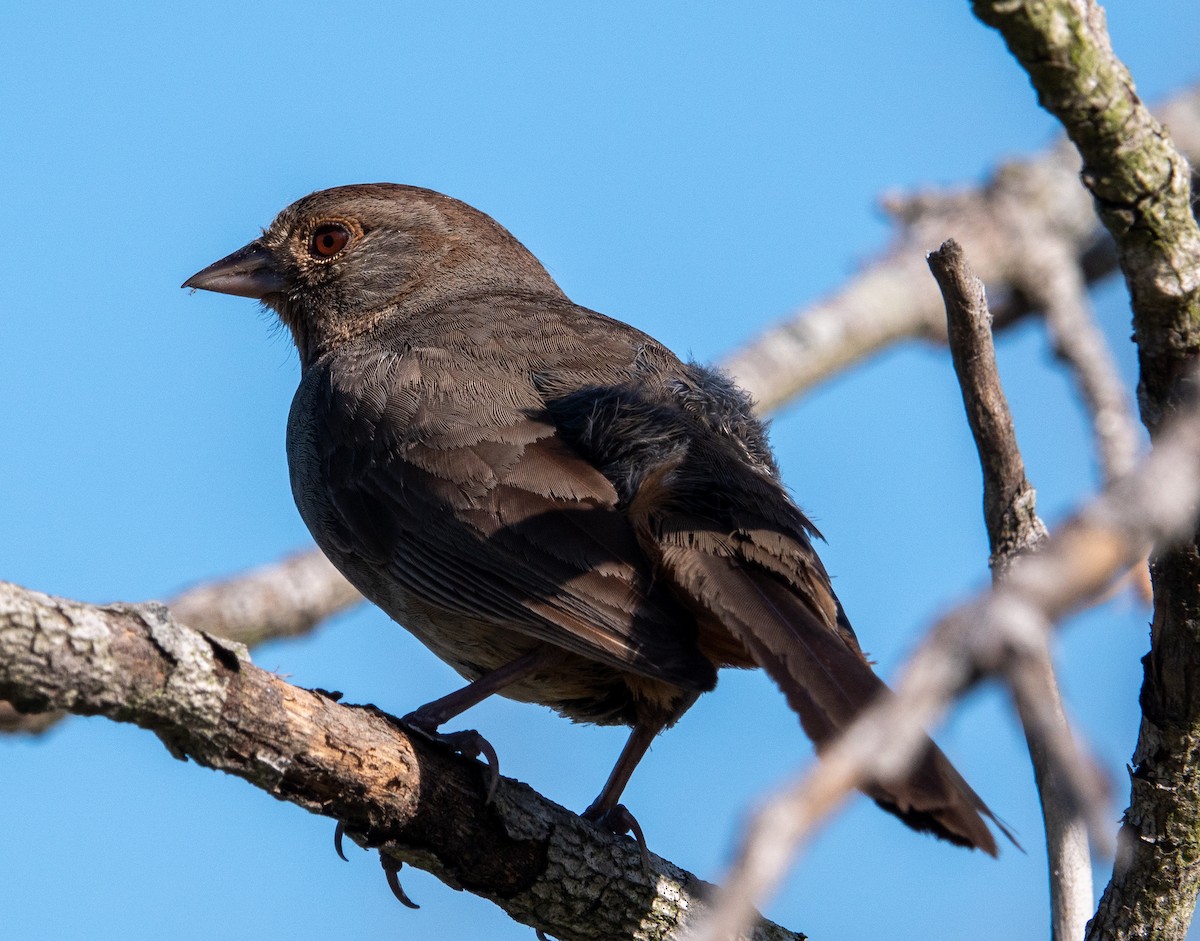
[182,240,286,299]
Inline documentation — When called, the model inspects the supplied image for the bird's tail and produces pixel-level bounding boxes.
[655,538,1009,855]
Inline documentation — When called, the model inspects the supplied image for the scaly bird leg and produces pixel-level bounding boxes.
[334,648,558,906]
[401,647,556,800]
[582,719,664,868]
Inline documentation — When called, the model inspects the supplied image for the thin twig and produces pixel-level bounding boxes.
[930,239,1095,941]
[930,240,1050,571]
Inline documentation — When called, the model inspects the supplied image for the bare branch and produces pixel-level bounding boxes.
[930,239,1094,941]
[723,85,1200,414]
[1020,235,1141,482]
[169,548,362,646]
[930,239,1050,571]
[0,548,364,735]
[688,390,1200,941]
[971,3,1200,938]
[723,248,948,411]
[1008,644,1100,938]
[0,582,802,941]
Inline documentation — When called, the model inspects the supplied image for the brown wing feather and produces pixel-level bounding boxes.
[309,348,717,691]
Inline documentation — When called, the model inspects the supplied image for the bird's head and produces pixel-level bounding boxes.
[183,183,562,361]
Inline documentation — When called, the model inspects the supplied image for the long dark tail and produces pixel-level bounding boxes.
[655,538,1008,854]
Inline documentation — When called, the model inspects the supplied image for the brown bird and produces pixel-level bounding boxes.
[184,183,1007,856]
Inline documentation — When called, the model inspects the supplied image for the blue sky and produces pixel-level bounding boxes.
[2,3,1197,939]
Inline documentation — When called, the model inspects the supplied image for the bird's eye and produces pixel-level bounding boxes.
[309,222,352,259]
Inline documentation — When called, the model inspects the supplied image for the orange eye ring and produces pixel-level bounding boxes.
[309,222,352,259]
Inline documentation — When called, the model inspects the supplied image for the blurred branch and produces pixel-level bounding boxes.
[0,702,62,734]
[1023,235,1140,482]
[688,373,1200,941]
[726,85,1200,415]
[0,581,801,941]
[971,4,1200,940]
[169,549,362,646]
[930,239,1091,941]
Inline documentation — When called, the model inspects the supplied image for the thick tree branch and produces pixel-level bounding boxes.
[0,549,364,735]
[930,239,1090,941]
[0,582,801,941]
[689,377,1200,941]
[971,1,1200,423]
[971,4,1200,939]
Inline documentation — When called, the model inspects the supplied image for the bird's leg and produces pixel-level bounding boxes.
[334,648,560,902]
[402,647,555,801]
[582,720,660,820]
[581,719,663,868]
[404,648,554,727]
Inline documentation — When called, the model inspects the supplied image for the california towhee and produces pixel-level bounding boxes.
[184,183,1006,856]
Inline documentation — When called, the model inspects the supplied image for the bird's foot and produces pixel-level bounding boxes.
[401,712,501,803]
[581,802,651,871]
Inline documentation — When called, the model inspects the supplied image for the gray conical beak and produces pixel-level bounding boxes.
[182,240,286,299]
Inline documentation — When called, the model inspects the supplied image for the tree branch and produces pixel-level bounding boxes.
[930,239,1091,941]
[971,3,1200,939]
[930,240,1050,572]
[0,548,364,735]
[1024,235,1140,482]
[0,582,801,941]
[169,548,362,646]
[723,84,1200,415]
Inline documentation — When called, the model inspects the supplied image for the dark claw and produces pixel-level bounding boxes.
[535,930,554,941]
[402,716,501,803]
[334,822,420,909]
[583,803,652,872]
[380,854,420,909]
[333,821,350,862]
[438,729,500,802]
